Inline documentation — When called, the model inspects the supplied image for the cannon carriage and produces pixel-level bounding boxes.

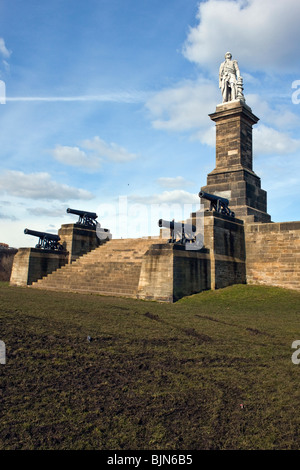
[24,228,64,251]
[199,191,235,217]
[158,219,199,245]
[66,208,98,227]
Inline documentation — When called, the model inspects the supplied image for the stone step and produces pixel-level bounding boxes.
[39,261,142,273]
[37,277,141,287]
[30,237,166,296]
[31,284,139,297]
[34,282,139,292]
[57,239,158,266]
[35,264,141,285]
[45,274,140,284]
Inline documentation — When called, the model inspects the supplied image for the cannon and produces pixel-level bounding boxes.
[158,219,197,245]
[96,226,112,241]
[198,191,235,217]
[66,208,98,227]
[24,228,63,251]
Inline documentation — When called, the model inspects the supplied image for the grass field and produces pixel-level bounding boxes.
[0,282,299,450]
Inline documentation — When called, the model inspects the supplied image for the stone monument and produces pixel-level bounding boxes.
[219,51,245,103]
[9,53,300,298]
[201,52,271,223]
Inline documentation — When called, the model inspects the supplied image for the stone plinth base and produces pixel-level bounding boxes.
[203,211,246,289]
[0,247,18,281]
[137,211,246,302]
[203,100,271,223]
[58,223,105,263]
[10,248,68,286]
[245,221,300,291]
[137,244,211,302]
[201,171,271,223]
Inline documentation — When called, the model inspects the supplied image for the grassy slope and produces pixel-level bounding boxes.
[0,282,299,450]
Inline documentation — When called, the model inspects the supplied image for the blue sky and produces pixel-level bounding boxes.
[0,0,300,247]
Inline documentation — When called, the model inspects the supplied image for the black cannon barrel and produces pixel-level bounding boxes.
[158,218,175,229]
[198,190,229,206]
[24,228,60,241]
[158,219,196,233]
[67,208,98,220]
[198,190,235,217]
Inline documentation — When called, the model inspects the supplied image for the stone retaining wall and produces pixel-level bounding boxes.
[0,248,18,281]
[10,248,68,286]
[245,221,300,291]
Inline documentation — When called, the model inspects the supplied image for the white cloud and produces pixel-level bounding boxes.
[146,78,217,143]
[26,206,69,217]
[51,145,101,169]
[193,126,216,147]
[6,91,148,103]
[82,136,138,162]
[147,78,218,131]
[0,211,17,221]
[50,137,138,169]
[247,94,300,130]
[182,0,300,73]
[0,171,93,201]
[129,190,199,205]
[157,176,194,189]
[145,1,300,153]
[0,38,11,59]
[146,75,300,153]
[2,59,10,73]
[253,124,300,155]
[145,73,300,154]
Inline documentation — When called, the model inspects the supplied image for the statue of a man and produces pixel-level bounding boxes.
[219,52,243,103]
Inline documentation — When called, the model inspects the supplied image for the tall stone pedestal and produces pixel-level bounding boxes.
[137,211,246,302]
[201,100,271,223]
[10,224,108,286]
[0,247,18,281]
[10,248,68,286]
[203,210,246,290]
[137,244,211,302]
[58,223,103,263]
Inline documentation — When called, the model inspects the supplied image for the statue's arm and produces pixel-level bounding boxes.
[219,63,224,88]
[233,60,240,78]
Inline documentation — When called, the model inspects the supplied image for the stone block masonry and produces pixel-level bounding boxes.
[0,247,17,281]
[202,100,271,223]
[10,248,68,286]
[137,244,211,302]
[30,238,163,297]
[9,86,300,298]
[58,223,102,263]
[203,210,246,290]
[137,211,246,302]
[26,212,247,302]
[245,221,300,291]
[10,223,104,287]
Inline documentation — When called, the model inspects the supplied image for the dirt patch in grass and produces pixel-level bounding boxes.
[0,283,299,450]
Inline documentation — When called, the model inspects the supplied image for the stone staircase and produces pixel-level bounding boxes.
[30,238,163,298]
